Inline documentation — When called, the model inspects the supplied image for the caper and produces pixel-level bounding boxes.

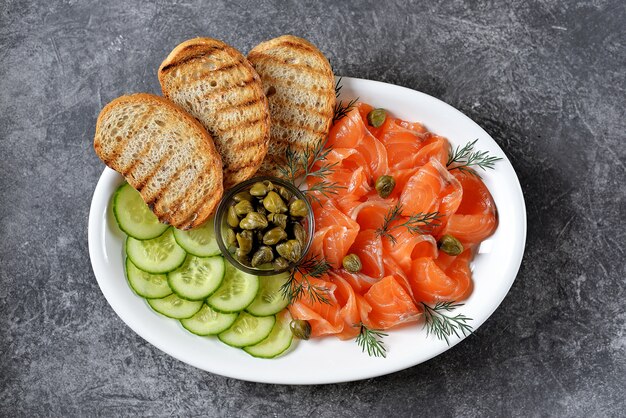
[236,230,254,255]
[342,253,362,273]
[234,200,254,216]
[290,319,312,340]
[438,234,464,256]
[262,180,274,191]
[292,222,307,248]
[233,191,253,203]
[273,257,290,270]
[256,204,268,216]
[263,226,288,245]
[276,239,302,263]
[263,191,288,214]
[276,185,293,201]
[225,228,237,246]
[268,213,288,229]
[250,181,269,197]
[239,212,268,230]
[227,206,240,228]
[375,175,396,198]
[289,199,308,218]
[367,108,387,128]
[235,249,251,265]
[251,245,274,267]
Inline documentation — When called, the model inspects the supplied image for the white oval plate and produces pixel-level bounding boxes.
[88,77,526,384]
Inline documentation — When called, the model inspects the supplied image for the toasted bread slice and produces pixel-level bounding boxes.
[158,38,270,189]
[94,93,223,230]
[247,35,336,176]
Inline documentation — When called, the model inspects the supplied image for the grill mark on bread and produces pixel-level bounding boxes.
[136,152,173,193]
[269,96,331,119]
[216,92,264,111]
[272,118,327,135]
[279,40,317,53]
[118,109,154,171]
[162,164,196,222]
[250,52,328,77]
[125,133,157,181]
[254,73,329,99]
[219,115,265,134]
[160,53,208,73]
[180,192,218,230]
[179,177,216,228]
[225,159,256,172]
[160,48,238,75]
[198,77,256,100]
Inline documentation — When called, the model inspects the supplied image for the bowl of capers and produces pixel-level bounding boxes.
[214,176,315,275]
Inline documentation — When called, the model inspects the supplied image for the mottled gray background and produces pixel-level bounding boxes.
[1,0,624,416]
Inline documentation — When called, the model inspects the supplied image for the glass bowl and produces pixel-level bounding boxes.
[214,176,315,276]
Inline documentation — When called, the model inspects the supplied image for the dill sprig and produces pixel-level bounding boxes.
[280,255,332,305]
[333,97,358,122]
[278,139,345,203]
[447,139,502,175]
[421,301,473,345]
[375,203,441,244]
[403,211,442,235]
[355,323,388,358]
[335,76,343,98]
[332,76,358,121]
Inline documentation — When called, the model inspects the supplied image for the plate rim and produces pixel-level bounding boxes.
[88,76,527,384]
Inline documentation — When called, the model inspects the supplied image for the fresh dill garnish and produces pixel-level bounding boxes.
[355,323,388,358]
[278,140,345,203]
[280,255,332,305]
[332,75,358,121]
[421,301,473,345]
[375,202,441,244]
[335,76,343,98]
[333,97,358,122]
[447,139,502,175]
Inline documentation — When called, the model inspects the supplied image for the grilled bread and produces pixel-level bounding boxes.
[94,93,223,230]
[158,38,270,189]
[247,35,336,176]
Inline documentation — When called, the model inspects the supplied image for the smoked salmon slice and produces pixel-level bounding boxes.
[327,106,388,180]
[288,275,344,337]
[363,276,422,330]
[311,200,360,267]
[348,229,385,279]
[398,157,463,236]
[443,171,497,245]
[409,250,473,304]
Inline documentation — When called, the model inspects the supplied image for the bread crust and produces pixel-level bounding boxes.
[158,38,270,189]
[94,93,223,229]
[247,35,336,176]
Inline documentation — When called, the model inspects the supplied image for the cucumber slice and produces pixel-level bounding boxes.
[173,217,221,257]
[113,183,169,240]
[218,312,276,348]
[180,304,238,336]
[206,262,259,313]
[167,255,225,301]
[125,258,173,299]
[126,228,186,274]
[244,313,293,358]
[245,272,290,316]
[147,294,203,319]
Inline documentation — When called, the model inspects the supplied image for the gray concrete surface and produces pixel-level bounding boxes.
[1,0,625,416]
